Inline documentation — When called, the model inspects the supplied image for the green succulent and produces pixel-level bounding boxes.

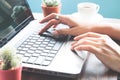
[43,0,61,7]
[0,46,21,70]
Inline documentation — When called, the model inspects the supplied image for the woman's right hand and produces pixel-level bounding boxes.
[71,32,120,72]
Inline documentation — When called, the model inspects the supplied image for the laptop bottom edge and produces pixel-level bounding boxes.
[22,67,80,78]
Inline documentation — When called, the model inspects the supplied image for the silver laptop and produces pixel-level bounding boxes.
[0,0,88,78]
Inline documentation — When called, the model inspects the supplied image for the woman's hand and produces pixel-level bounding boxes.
[71,32,120,72]
[39,13,90,36]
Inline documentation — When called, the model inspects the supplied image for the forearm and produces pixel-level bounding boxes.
[91,23,120,40]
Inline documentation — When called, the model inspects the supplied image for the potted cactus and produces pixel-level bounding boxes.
[0,46,22,80]
[41,0,62,17]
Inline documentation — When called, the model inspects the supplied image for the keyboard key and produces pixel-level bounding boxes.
[42,60,51,66]
[34,56,46,65]
[27,50,35,54]
[40,52,48,56]
[24,53,32,57]
[45,57,53,61]
[34,50,42,54]
[19,50,26,54]
[52,41,63,50]
[39,44,47,47]
[27,57,37,64]
[47,53,56,57]
[48,43,55,47]
[45,46,52,50]
[22,57,29,63]
[32,53,40,57]
[50,50,58,54]
[43,49,50,53]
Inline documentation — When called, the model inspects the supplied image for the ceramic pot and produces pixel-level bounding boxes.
[0,66,22,80]
[41,4,61,17]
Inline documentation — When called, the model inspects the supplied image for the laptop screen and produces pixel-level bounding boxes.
[0,0,34,47]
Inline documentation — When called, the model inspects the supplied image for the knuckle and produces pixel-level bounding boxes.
[50,19,55,22]
[80,40,88,44]
[51,13,56,16]
[86,32,93,36]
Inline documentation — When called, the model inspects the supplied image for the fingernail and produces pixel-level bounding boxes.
[38,30,42,35]
[39,21,42,23]
[71,46,74,50]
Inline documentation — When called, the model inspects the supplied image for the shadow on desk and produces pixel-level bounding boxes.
[22,71,76,80]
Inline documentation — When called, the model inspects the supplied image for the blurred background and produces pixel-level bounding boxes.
[27,0,120,18]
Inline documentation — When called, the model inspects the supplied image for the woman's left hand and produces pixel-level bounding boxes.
[71,32,120,72]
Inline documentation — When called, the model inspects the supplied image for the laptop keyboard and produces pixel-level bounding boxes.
[17,31,64,66]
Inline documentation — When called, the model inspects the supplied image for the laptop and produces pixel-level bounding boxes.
[0,0,88,78]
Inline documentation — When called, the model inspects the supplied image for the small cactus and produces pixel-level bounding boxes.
[42,0,61,7]
[0,46,21,70]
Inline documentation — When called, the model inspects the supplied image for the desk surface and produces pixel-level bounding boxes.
[22,13,118,80]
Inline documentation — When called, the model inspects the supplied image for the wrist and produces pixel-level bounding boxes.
[90,24,111,34]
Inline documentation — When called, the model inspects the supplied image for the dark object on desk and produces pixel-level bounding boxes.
[118,73,120,80]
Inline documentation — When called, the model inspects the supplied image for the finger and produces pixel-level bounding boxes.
[40,13,56,23]
[39,19,60,34]
[52,24,58,28]
[75,44,118,70]
[73,44,101,54]
[71,38,101,50]
[71,41,77,46]
[74,32,103,41]
[54,27,84,36]
[71,37,100,46]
